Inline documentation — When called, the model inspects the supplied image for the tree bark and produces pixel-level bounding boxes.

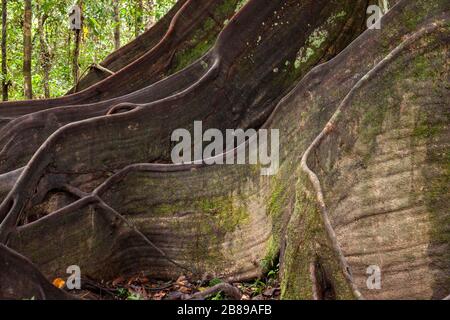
[0,0,369,180]
[1,0,371,293]
[0,244,72,299]
[113,0,121,51]
[38,11,51,98]
[1,0,7,101]
[72,1,83,89]
[72,0,189,93]
[23,0,32,99]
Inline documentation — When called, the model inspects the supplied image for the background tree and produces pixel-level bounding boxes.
[23,0,32,99]
[1,0,8,101]
[71,0,83,88]
[37,2,51,98]
[113,0,120,50]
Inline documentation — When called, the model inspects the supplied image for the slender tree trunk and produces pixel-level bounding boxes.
[38,11,50,98]
[113,0,121,50]
[1,0,8,101]
[72,1,83,89]
[23,0,32,99]
[73,31,80,88]
[135,0,143,37]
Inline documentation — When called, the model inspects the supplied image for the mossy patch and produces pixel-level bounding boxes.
[280,175,354,300]
[169,0,245,73]
[149,193,252,272]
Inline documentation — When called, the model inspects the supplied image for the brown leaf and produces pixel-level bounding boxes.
[176,275,188,287]
[152,291,167,300]
[179,286,191,294]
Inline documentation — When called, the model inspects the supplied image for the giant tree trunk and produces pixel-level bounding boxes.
[0,0,448,300]
[23,0,32,99]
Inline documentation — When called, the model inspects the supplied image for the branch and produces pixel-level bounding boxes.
[90,63,115,76]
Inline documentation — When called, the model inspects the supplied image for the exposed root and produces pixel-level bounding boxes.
[0,0,223,119]
[0,0,445,300]
[0,168,23,198]
[300,22,446,300]
[0,244,72,299]
[0,52,221,240]
[62,182,196,275]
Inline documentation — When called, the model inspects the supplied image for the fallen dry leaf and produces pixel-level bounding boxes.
[52,278,65,289]
[241,294,251,300]
[179,286,191,294]
[176,275,188,287]
[152,291,167,300]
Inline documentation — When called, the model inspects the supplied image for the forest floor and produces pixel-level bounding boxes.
[54,269,281,301]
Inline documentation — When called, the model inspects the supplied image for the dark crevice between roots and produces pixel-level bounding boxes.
[313,257,336,301]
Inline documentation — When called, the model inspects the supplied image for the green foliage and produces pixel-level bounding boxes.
[116,287,142,300]
[248,279,266,296]
[116,287,128,298]
[126,292,143,300]
[0,0,176,100]
[209,292,225,300]
[209,278,223,287]
[266,262,279,280]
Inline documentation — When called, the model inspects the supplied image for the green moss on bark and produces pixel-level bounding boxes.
[169,0,245,73]
[281,175,354,300]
